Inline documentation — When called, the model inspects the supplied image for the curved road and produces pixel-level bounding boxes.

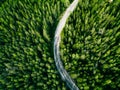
[53,0,79,90]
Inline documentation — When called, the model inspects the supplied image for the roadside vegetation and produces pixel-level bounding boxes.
[60,0,120,89]
[0,0,120,89]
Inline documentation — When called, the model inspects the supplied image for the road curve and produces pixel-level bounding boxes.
[53,0,79,90]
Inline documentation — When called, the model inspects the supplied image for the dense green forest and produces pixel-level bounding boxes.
[0,0,120,89]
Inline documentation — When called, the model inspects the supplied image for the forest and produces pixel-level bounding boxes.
[0,0,120,89]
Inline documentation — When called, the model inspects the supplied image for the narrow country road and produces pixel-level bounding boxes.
[53,0,79,90]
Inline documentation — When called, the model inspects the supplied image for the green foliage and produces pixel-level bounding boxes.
[0,0,120,89]
[0,0,69,89]
[60,0,120,89]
